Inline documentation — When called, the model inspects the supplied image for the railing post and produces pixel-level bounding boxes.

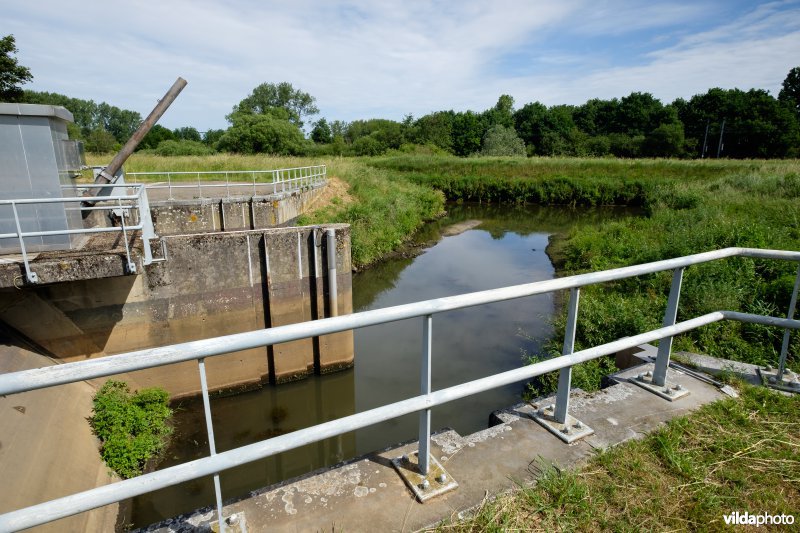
[10,202,38,284]
[198,358,226,533]
[418,314,432,476]
[554,288,580,424]
[653,267,685,387]
[197,172,202,198]
[777,264,800,382]
[137,185,156,266]
[117,199,136,274]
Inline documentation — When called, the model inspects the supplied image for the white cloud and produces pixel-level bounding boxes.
[3,1,798,130]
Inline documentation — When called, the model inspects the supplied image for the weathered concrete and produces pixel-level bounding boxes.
[149,185,327,236]
[0,343,119,532]
[139,360,727,532]
[0,224,354,398]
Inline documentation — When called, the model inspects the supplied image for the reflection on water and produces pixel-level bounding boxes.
[131,203,637,527]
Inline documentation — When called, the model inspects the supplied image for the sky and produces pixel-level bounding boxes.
[3,0,800,132]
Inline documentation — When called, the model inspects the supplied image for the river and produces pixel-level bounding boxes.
[131,203,635,527]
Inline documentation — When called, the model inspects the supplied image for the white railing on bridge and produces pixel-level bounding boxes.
[0,184,157,284]
[0,247,798,532]
[126,165,326,200]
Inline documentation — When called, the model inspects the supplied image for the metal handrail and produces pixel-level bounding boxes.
[126,165,327,200]
[0,184,157,283]
[0,247,798,532]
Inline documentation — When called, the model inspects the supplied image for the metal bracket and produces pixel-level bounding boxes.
[758,366,800,393]
[531,404,594,444]
[629,370,690,401]
[391,451,457,502]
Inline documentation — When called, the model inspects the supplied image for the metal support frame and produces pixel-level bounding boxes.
[632,267,690,400]
[419,315,432,475]
[533,288,594,443]
[393,313,457,501]
[198,358,226,533]
[760,264,800,392]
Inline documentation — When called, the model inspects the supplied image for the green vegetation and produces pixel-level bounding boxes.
[0,34,33,102]
[372,155,800,390]
[89,380,173,479]
[434,384,800,532]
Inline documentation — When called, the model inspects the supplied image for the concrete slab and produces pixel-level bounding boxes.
[138,364,726,533]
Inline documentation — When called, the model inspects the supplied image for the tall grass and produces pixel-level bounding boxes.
[435,384,800,532]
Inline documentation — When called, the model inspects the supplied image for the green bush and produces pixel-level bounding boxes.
[155,139,215,156]
[89,380,173,479]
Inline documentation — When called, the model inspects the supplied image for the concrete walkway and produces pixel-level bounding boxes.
[141,357,727,532]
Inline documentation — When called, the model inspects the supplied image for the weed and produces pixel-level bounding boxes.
[89,380,173,479]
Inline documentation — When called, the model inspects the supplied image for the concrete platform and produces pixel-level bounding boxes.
[139,360,725,532]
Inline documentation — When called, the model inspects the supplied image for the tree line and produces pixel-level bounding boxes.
[3,34,799,158]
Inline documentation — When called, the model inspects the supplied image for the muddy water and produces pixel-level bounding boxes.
[131,204,636,527]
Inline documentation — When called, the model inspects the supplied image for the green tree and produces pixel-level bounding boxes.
[642,122,685,157]
[139,124,175,150]
[217,110,306,154]
[0,35,32,102]
[778,66,800,116]
[311,118,333,144]
[483,94,515,128]
[202,128,225,147]
[229,82,318,128]
[480,125,526,156]
[85,127,118,153]
[414,111,454,152]
[173,126,201,142]
[677,88,800,158]
[451,111,486,156]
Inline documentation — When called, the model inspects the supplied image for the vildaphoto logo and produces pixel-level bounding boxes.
[723,511,795,527]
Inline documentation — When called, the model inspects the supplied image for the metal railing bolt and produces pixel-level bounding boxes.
[574,421,583,429]
[645,370,652,378]
[674,384,683,391]
[436,474,447,484]
[420,480,430,490]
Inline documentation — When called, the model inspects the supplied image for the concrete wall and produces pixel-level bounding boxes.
[0,344,119,532]
[0,224,353,398]
[149,185,327,236]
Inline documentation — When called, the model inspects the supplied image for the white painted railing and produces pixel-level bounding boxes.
[126,165,326,200]
[0,247,798,532]
[0,184,157,284]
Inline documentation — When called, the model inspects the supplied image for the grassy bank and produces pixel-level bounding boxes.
[433,384,800,532]
[370,155,800,382]
[86,154,445,268]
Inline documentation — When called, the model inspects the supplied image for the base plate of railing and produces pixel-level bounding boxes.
[758,367,800,393]
[392,451,458,502]
[531,405,594,444]
[629,369,691,401]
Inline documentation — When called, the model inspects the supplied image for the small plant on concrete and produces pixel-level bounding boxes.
[89,380,173,479]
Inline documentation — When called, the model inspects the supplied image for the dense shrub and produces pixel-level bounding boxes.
[89,380,172,479]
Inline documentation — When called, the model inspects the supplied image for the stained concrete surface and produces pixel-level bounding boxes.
[0,344,119,532]
[139,360,726,532]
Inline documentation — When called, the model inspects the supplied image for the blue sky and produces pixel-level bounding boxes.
[4,0,799,132]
